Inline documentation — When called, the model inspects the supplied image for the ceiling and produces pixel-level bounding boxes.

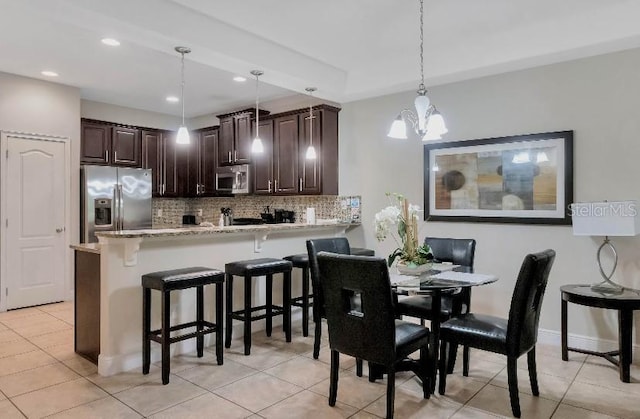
[2,0,640,118]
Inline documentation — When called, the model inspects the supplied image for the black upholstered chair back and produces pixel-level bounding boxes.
[506,249,556,357]
[425,237,476,267]
[307,238,351,322]
[317,252,397,366]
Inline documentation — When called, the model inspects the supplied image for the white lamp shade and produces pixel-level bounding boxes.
[251,137,264,153]
[388,117,408,139]
[305,145,317,159]
[425,112,447,136]
[572,201,640,236]
[176,126,190,144]
[414,94,430,132]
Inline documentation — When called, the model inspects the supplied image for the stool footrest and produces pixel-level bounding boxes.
[149,320,218,344]
[290,295,314,307]
[229,305,284,322]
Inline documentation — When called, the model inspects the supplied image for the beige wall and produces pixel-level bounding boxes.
[81,99,182,130]
[0,71,81,299]
[340,48,640,348]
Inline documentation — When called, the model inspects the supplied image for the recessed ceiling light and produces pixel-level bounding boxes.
[166,96,179,103]
[101,38,120,47]
[233,76,247,82]
[41,70,58,77]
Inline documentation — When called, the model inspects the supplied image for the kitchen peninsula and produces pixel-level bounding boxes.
[73,221,359,376]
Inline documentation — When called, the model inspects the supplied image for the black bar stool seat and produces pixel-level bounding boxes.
[142,266,224,385]
[284,253,312,337]
[225,258,293,355]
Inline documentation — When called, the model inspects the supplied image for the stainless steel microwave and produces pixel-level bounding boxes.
[215,164,250,194]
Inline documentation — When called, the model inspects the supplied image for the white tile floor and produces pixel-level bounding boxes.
[0,302,638,418]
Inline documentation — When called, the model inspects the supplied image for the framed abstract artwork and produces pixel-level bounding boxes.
[423,131,573,224]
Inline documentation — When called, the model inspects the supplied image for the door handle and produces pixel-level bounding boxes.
[55,227,64,233]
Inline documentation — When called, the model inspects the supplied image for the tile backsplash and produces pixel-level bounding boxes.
[153,195,361,226]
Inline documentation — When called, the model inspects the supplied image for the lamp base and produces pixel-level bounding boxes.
[590,279,624,295]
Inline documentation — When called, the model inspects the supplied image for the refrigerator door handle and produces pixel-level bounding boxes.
[118,184,124,230]
[112,187,119,231]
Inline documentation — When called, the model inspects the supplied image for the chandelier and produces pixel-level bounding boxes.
[388,0,447,141]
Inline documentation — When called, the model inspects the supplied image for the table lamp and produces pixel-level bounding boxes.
[571,201,640,294]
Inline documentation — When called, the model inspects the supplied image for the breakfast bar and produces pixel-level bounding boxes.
[75,222,358,377]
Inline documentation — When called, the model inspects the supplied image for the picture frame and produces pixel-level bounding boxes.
[423,131,574,224]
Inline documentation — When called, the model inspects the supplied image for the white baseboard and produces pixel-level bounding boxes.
[537,327,640,363]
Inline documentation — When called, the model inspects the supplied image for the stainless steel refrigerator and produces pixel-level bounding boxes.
[81,165,152,243]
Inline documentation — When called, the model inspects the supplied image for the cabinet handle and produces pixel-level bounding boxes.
[162,183,166,195]
[234,150,238,162]
[114,151,117,162]
[299,178,303,192]
[267,180,271,193]
[105,150,109,162]
[274,179,278,192]
[228,151,232,163]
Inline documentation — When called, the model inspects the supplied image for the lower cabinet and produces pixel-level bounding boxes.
[74,250,100,364]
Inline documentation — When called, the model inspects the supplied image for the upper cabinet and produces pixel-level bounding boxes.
[81,119,141,167]
[141,130,187,197]
[217,109,270,166]
[185,127,219,197]
[252,105,339,196]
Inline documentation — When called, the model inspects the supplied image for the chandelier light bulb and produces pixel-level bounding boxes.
[176,126,190,144]
[251,137,264,153]
[425,111,447,138]
[388,116,408,139]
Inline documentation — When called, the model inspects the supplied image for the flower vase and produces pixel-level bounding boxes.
[396,261,432,276]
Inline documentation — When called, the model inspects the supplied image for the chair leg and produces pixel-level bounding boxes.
[463,345,470,377]
[161,290,171,385]
[244,275,252,355]
[329,350,340,406]
[356,358,363,377]
[527,347,539,396]
[283,271,292,343]
[302,267,309,337]
[196,285,204,357]
[447,342,458,374]
[507,356,521,418]
[418,346,431,399]
[313,320,321,359]
[438,339,448,395]
[215,281,224,365]
[142,287,151,375]
[386,370,396,419]
[266,274,273,337]
[225,275,233,348]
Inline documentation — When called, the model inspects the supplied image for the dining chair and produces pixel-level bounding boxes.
[317,252,432,419]
[307,238,367,375]
[437,249,556,418]
[395,237,476,375]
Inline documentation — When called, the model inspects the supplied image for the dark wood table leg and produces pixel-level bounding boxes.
[618,309,632,383]
[430,289,441,394]
[561,297,568,361]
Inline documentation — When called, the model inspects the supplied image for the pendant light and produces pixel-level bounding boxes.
[175,46,191,145]
[251,70,264,153]
[387,0,447,141]
[305,87,317,160]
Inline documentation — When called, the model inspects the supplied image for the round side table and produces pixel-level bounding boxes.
[561,284,640,382]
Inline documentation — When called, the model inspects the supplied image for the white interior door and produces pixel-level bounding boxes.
[4,134,66,309]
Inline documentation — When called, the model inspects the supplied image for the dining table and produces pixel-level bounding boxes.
[391,265,498,393]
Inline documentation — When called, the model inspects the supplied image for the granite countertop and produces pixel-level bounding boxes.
[94,221,359,239]
[70,243,101,254]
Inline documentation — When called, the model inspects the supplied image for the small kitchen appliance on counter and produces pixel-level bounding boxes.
[274,209,296,223]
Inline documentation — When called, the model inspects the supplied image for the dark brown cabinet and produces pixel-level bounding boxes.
[142,130,186,197]
[186,128,219,197]
[252,105,339,195]
[81,119,141,167]
[217,109,269,166]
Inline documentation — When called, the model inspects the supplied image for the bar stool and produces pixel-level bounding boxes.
[142,267,224,385]
[225,258,293,355]
[283,253,312,337]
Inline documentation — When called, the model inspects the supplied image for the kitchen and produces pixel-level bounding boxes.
[2,1,640,417]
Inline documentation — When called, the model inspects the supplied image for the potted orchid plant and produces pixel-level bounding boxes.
[374,193,432,273]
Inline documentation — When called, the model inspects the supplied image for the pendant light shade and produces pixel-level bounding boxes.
[251,70,264,153]
[175,46,191,145]
[305,87,317,160]
[387,0,447,141]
